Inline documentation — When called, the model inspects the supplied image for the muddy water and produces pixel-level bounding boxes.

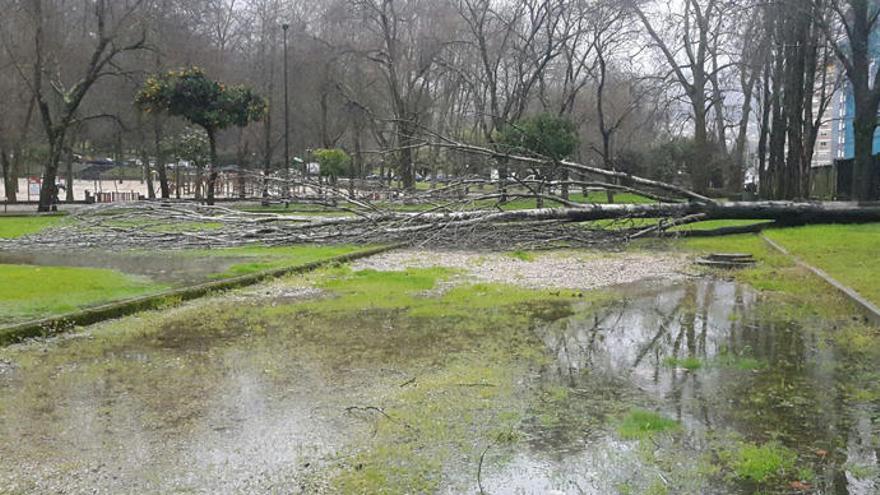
[0,278,878,494]
[0,249,245,285]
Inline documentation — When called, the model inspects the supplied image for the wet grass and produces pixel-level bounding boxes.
[4,238,880,493]
[193,244,365,278]
[617,409,681,440]
[506,250,537,262]
[662,356,703,371]
[0,215,64,239]
[720,440,798,484]
[0,264,165,321]
[715,350,767,371]
[660,233,859,321]
[0,263,600,493]
[262,267,606,492]
[764,223,880,306]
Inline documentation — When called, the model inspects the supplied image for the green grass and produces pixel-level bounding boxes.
[723,441,797,483]
[507,250,537,262]
[662,356,703,371]
[193,244,366,278]
[0,264,165,322]
[617,408,681,440]
[670,219,770,232]
[0,216,64,239]
[280,265,598,320]
[661,233,856,320]
[716,351,767,371]
[260,265,600,493]
[765,223,880,306]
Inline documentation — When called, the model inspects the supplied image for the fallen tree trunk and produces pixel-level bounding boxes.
[7,200,880,251]
[373,201,880,226]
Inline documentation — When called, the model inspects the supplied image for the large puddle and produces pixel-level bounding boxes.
[0,249,246,285]
[474,280,880,494]
[0,276,878,494]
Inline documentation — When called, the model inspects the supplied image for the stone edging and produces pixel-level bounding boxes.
[0,244,401,345]
[761,235,880,326]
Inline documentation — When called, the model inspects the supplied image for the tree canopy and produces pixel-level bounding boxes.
[135,68,266,136]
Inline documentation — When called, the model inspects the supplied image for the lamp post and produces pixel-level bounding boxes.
[282,22,291,199]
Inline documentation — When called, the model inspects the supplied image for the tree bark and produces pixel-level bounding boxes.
[65,144,75,202]
[154,117,169,199]
[206,129,218,205]
[142,148,156,200]
[1,148,14,203]
[852,114,878,200]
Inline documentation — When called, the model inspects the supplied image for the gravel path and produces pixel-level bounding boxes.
[351,249,690,291]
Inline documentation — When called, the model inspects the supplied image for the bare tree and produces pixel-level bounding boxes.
[822,0,880,200]
[2,0,148,211]
[631,0,738,192]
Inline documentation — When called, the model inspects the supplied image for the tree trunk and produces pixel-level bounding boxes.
[38,134,64,212]
[154,117,169,199]
[691,97,711,193]
[374,201,880,229]
[852,114,877,201]
[206,129,218,205]
[561,168,570,201]
[64,145,74,202]
[398,121,415,191]
[262,104,272,201]
[1,147,15,203]
[142,148,156,200]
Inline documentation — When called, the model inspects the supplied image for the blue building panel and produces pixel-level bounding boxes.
[842,29,880,159]
[842,91,880,158]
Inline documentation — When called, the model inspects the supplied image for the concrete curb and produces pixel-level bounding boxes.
[761,235,880,326]
[0,244,401,345]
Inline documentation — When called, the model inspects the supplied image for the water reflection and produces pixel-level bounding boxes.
[480,279,880,494]
[0,248,245,285]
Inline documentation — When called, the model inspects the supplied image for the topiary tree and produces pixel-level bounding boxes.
[312,148,351,184]
[312,148,353,201]
[498,113,579,205]
[136,68,266,204]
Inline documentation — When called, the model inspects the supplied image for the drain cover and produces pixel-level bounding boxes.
[696,253,756,268]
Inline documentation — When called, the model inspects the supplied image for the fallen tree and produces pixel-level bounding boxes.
[5,141,879,250]
[5,199,879,251]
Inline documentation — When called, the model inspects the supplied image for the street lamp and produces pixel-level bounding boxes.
[282,23,291,200]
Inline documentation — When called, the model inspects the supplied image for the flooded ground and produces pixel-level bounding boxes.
[0,258,878,494]
[0,249,246,286]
